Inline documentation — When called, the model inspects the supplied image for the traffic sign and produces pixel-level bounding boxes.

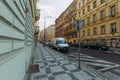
[74,20,83,32]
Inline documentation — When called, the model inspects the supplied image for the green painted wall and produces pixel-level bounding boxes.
[0,0,35,80]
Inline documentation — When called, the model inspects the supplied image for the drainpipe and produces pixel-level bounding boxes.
[24,0,29,79]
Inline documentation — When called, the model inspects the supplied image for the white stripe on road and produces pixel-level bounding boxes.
[99,65,120,72]
[114,51,120,54]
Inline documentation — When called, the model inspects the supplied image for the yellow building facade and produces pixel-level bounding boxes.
[55,0,78,44]
[38,24,55,42]
[76,0,120,47]
[38,30,44,42]
[45,24,55,42]
[64,0,78,44]
[55,12,65,38]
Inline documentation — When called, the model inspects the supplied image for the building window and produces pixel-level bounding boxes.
[93,14,96,21]
[88,29,90,36]
[83,20,85,25]
[101,0,105,4]
[87,5,90,12]
[83,30,85,37]
[83,0,85,4]
[79,3,81,7]
[93,1,97,8]
[79,12,81,17]
[82,9,85,15]
[93,27,97,35]
[101,25,105,34]
[111,23,116,33]
[100,10,105,19]
[87,17,90,24]
[110,5,116,16]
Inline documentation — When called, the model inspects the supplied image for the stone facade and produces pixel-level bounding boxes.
[76,0,120,47]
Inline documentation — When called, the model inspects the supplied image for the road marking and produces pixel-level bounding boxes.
[66,53,120,73]
[99,65,120,72]
[106,51,113,53]
[114,51,120,54]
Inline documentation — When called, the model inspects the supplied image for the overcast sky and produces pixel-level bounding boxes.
[39,0,73,31]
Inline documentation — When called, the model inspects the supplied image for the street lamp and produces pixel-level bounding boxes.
[44,16,52,46]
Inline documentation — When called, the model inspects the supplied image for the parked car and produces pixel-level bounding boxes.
[47,41,53,47]
[81,44,109,50]
[99,45,109,50]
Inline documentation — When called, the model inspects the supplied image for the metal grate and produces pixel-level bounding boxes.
[28,64,39,73]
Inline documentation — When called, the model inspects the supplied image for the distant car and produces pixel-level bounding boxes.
[99,45,109,50]
[81,44,109,50]
[48,42,53,47]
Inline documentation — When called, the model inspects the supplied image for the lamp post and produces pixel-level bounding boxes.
[44,16,52,46]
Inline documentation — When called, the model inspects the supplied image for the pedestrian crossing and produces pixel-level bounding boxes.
[65,52,120,80]
[106,50,120,54]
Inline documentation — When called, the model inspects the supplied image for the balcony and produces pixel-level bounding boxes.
[35,9,40,21]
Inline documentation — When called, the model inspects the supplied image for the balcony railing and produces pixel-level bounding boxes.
[35,9,40,21]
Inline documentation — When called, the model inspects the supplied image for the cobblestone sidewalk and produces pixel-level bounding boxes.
[30,43,107,80]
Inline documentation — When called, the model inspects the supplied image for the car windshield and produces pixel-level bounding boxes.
[58,40,65,44]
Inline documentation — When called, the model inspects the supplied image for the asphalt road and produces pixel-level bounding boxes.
[47,45,120,80]
[68,47,120,65]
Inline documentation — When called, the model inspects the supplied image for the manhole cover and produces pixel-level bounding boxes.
[28,64,39,73]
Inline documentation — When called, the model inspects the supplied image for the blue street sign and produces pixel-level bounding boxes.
[74,20,83,32]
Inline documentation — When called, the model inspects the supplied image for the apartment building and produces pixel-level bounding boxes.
[0,0,40,80]
[64,0,77,44]
[45,24,55,42]
[38,30,44,42]
[55,12,65,37]
[38,24,55,42]
[76,0,120,47]
[55,0,78,44]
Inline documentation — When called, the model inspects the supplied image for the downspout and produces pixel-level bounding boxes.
[24,0,29,80]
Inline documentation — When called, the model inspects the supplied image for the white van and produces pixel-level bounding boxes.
[52,38,69,52]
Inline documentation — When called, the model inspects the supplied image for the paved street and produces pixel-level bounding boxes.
[63,47,120,80]
[29,43,107,80]
[69,47,120,65]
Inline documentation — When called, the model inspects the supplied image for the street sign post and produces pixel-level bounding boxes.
[74,20,83,69]
[74,20,83,31]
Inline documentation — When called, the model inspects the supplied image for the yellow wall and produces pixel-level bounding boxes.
[76,0,120,47]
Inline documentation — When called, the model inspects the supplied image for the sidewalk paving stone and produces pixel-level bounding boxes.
[29,43,107,80]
